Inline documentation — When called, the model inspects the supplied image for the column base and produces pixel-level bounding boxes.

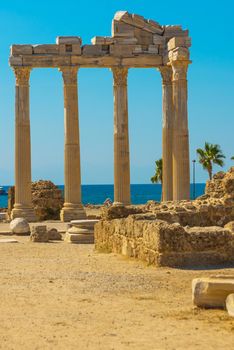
[64,228,94,244]
[60,204,86,222]
[11,206,37,222]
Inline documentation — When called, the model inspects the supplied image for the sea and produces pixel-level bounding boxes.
[0,184,206,208]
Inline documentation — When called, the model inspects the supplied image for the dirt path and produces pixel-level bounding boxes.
[0,236,234,349]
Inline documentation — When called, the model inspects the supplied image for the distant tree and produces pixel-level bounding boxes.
[151,158,163,185]
[196,142,225,180]
[231,156,234,160]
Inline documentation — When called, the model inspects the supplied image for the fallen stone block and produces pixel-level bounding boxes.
[226,293,234,317]
[10,218,30,235]
[192,276,234,308]
[168,37,191,51]
[30,225,48,243]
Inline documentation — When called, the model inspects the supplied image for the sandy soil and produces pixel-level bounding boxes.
[0,233,234,350]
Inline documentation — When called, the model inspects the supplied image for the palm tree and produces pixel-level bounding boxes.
[151,158,163,184]
[196,142,225,180]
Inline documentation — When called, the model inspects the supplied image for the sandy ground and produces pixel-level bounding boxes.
[0,229,234,349]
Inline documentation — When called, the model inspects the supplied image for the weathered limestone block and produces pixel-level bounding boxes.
[134,27,154,45]
[153,35,165,45]
[168,46,190,61]
[226,293,234,317]
[112,20,135,38]
[192,277,234,308]
[56,36,82,45]
[30,225,48,243]
[91,36,114,45]
[167,37,191,51]
[11,45,33,55]
[164,26,189,38]
[82,45,107,56]
[10,218,30,235]
[47,228,62,241]
[101,205,144,220]
[33,45,59,54]
[110,44,135,56]
[148,45,159,54]
[114,37,138,45]
[58,44,81,55]
[9,56,23,66]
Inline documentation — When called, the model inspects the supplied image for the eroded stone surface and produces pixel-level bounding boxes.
[10,218,30,235]
[30,225,48,243]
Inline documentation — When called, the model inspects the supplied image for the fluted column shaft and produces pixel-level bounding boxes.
[60,67,86,221]
[171,61,190,200]
[160,67,173,201]
[112,67,130,205]
[11,67,36,221]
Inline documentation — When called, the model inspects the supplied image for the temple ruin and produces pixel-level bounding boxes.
[9,11,191,222]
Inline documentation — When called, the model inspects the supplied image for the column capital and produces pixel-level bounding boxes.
[111,67,128,87]
[170,60,190,81]
[13,67,31,86]
[159,66,172,84]
[59,67,78,85]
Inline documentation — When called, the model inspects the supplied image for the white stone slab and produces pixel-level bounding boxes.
[0,238,18,243]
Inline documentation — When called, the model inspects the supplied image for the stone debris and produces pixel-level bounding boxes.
[10,218,30,235]
[226,293,234,317]
[30,225,48,243]
[47,228,62,241]
[192,277,234,308]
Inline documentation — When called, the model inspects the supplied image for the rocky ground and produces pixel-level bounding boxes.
[0,232,234,350]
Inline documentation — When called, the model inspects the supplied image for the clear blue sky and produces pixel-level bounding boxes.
[0,0,233,185]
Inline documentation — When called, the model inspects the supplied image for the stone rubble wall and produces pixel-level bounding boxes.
[95,216,234,267]
[31,180,64,221]
[95,168,234,267]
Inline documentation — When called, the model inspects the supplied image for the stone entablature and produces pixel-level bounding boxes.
[9,11,192,222]
[10,11,190,68]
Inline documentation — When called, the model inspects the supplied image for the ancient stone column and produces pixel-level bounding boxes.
[159,66,173,201]
[112,67,130,205]
[59,67,86,222]
[171,60,190,200]
[11,67,36,221]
